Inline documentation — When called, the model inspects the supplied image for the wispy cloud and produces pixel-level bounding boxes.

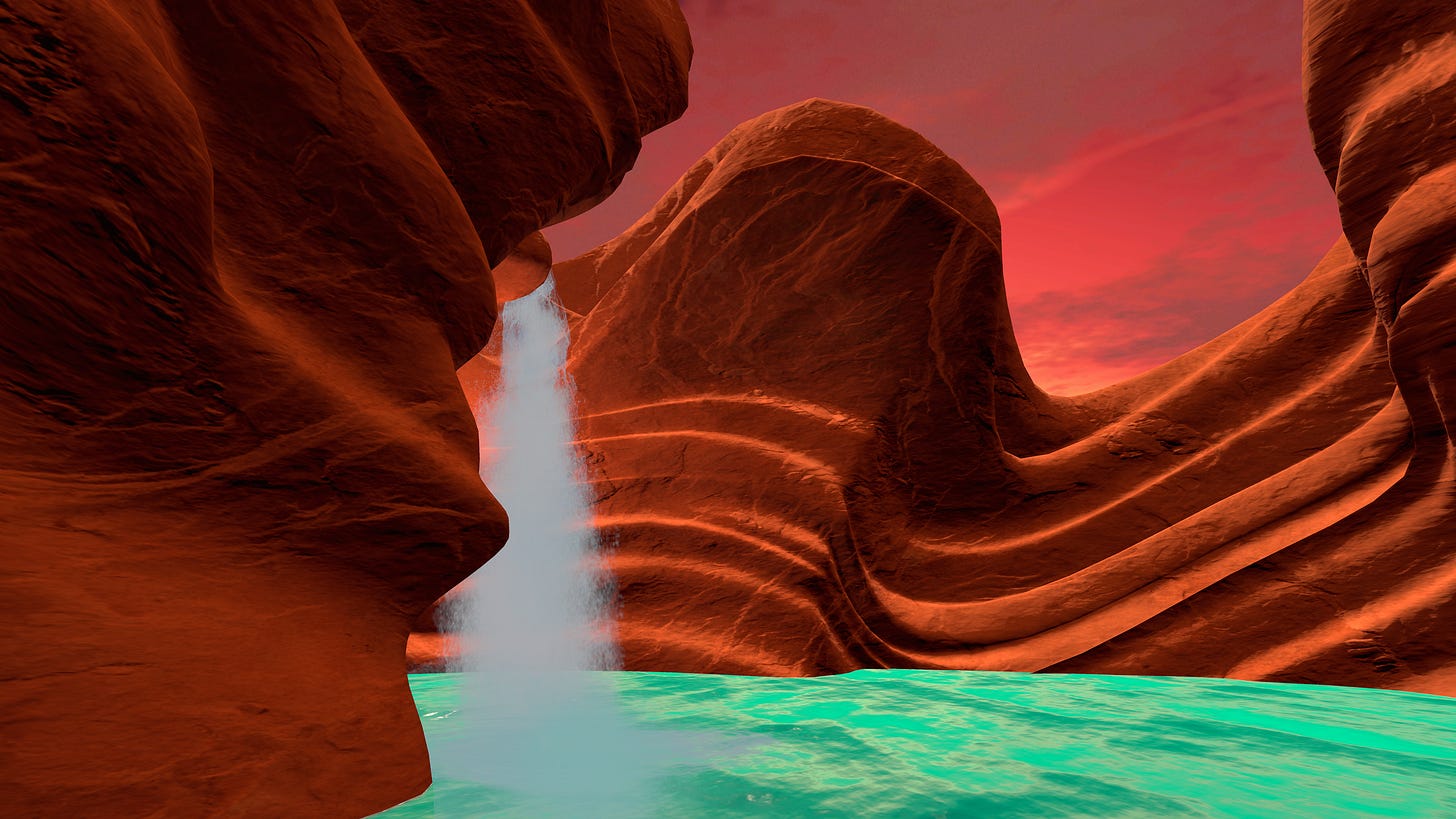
[1010,233,1325,394]
[997,84,1300,213]
[546,1,1332,393]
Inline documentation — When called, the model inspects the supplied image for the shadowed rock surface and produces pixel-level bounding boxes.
[0,1,687,816]
[421,1,1454,696]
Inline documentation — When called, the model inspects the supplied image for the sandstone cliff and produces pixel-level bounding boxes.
[422,1,1455,696]
[0,1,688,815]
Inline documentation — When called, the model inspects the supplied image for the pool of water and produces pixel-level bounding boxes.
[374,669,1456,818]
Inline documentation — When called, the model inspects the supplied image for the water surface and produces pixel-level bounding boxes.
[376,669,1456,818]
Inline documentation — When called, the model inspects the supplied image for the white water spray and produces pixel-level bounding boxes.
[448,275,616,675]
[429,276,697,818]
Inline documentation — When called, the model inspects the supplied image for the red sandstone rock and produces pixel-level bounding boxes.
[419,2,1454,695]
[0,1,687,816]
[492,232,554,305]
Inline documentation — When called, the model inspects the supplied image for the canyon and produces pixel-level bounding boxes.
[2,0,1453,816]
[421,3,1456,697]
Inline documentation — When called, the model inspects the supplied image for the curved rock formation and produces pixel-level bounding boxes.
[492,232,555,305]
[0,1,687,816]
[422,0,1454,695]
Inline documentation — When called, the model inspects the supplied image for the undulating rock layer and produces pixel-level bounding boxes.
[421,0,1455,696]
[0,1,688,816]
[4,0,1452,814]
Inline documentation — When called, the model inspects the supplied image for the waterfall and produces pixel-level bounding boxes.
[429,275,667,817]
[450,274,616,675]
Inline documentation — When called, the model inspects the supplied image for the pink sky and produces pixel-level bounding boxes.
[544,0,1341,394]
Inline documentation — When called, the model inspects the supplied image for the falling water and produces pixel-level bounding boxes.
[429,275,738,818]
[448,274,617,676]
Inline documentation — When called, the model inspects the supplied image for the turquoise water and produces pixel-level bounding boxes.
[375,670,1456,818]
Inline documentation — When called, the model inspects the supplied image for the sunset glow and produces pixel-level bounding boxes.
[544,0,1339,394]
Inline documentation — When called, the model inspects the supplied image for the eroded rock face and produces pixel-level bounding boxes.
[0,1,687,816]
[547,97,1417,685]
[422,0,1454,695]
[491,232,554,305]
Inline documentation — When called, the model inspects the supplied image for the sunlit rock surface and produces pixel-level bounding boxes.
[0,1,688,816]
[423,0,1455,696]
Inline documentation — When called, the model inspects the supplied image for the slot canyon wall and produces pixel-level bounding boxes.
[0,1,688,816]
[419,0,1456,696]
[2,0,1452,816]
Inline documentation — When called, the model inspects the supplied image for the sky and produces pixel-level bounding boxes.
[542,0,1341,394]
